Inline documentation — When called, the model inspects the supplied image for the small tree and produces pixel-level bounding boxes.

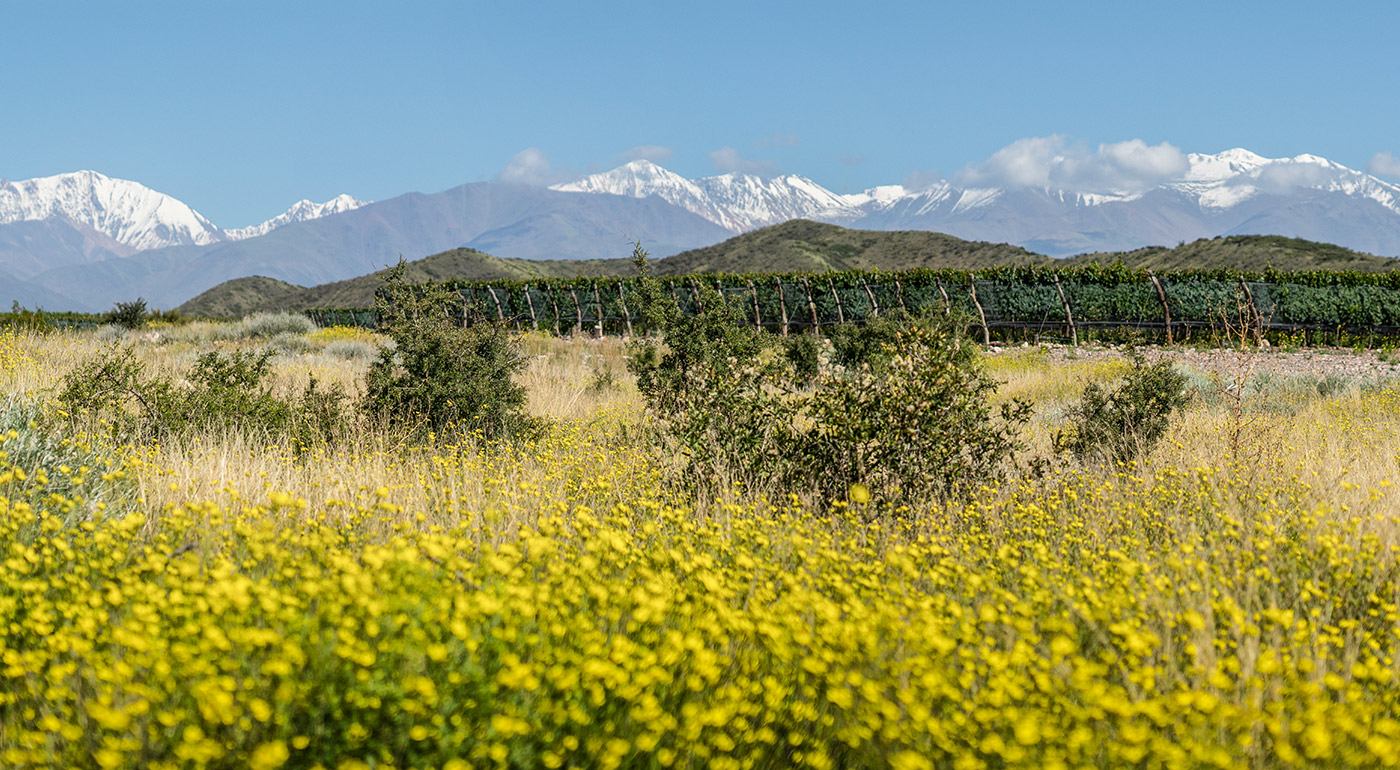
[106,298,148,329]
[362,260,537,441]
[1057,348,1189,465]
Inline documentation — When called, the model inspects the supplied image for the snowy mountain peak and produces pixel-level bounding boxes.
[0,170,223,250]
[555,162,856,231]
[225,194,369,241]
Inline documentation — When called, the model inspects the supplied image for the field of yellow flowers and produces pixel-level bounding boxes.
[2,325,1399,769]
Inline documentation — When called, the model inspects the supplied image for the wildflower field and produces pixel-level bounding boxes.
[2,318,1399,770]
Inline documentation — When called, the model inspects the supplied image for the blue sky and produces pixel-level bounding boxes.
[3,0,1397,227]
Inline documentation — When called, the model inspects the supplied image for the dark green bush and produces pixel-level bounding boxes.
[362,260,538,441]
[106,298,149,329]
[803,322,1032,505]
[626,244,1030,508]
[781,333,821,387]
[1057,349,1190,465]
[57,344,348,447]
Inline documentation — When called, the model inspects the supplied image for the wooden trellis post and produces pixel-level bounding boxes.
[935,278,950,315]
[801,278,820,331]
[617,282,633,336]
[547,284,562,336]
[486,286,505,323]
[775,280,790,336]
[592,282,605,337]
[860,277,879,319]
[569,287,584,335]
[827,278,845,324]
[968,276,990,346]
[1148,271,1171,344]
[895,276,909,313]
[748,280,762,329]
[1053,274,1078,346]
[523,286,539,331]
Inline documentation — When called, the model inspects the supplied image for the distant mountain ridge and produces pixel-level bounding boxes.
[9,147,1400,312]
[179,222,1398,317]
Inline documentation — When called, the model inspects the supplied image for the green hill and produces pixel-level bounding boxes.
[648,219,1049,274]
[1062,235,1400,273]
[178,226,1400,317]
[177,276,305,318]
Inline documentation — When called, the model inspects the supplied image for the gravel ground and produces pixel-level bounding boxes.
[990,343,1400,381]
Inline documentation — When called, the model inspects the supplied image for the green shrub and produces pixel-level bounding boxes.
[1057,349,1190,465]
[362,260,538,441]
[625,242,770,418]
[105,298,148,329]
[802,321,1032,504]
[57,344,348,447]
[626,243,1030,508]
[782,333,822,387]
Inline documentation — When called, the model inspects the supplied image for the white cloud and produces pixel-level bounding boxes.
[495,148,576,186]
[618,145,675,163]
[708,146,779,176]
[1248,162,1338,194]
[954,136,1189,194]
[1369,152,1400,180]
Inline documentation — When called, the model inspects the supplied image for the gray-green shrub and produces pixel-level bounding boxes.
[241,311,314,338]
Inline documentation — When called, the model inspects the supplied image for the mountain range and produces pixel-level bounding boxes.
[4,148,1400,311]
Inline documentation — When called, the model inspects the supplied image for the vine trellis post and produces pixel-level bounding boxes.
[523,286,539,330]
[801,278,820,331]
[860,277,879,318]
[968,276,990,346]
[1148,271,1172,344]
[1053,274,1078,346]
[592,282,604,337]
[827,278,845,324]
[776,280,790,336]
[547,284,562,336]
[617,283,633,337]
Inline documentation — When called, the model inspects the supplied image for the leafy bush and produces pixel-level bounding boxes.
[626,243,1030,508]
[1057,349,1190,465]
[625,243,769,418]
[105,298,148,329]
[803,322,1032,504]
[782,333,822,387]
[241,311,315,338]
[362,260,538,441]
[57,345,348,447]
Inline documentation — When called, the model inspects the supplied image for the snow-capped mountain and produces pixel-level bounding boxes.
[225,194,368,240]
[552,160,854,231]
[553,151,1400,258]
[0,170,224,251]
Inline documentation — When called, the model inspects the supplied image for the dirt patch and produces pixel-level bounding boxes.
[990,343,1400,381]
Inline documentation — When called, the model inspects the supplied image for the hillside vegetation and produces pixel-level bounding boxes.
[178,224,1399,315]
[1064,234,1400,273]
